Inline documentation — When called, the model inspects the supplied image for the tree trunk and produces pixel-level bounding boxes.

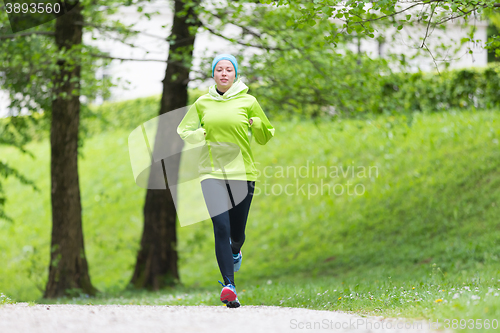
[45,2,97,298]
[130,0,201,290]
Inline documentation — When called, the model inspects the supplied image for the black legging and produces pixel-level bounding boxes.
[201,178,255,287]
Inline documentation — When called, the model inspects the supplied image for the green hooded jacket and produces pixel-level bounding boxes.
[177,77,275,182]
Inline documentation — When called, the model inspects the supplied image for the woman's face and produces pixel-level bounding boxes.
[214,60,236,92]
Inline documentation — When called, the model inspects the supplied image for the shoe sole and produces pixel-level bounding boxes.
[220,287,240,307]
[225,300,241,308]
[220,287,237,303]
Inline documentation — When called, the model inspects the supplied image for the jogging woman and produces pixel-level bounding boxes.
[177,54,275,308]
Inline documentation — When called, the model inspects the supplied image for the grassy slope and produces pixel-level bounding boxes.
[180,109,500,286]
[1,104,500,330]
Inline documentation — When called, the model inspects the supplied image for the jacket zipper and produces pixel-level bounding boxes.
[206,140,215,171]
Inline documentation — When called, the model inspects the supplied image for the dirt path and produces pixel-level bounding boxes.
[0,303,450,332]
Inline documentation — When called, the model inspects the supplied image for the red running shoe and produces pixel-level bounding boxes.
[218,281,240,308]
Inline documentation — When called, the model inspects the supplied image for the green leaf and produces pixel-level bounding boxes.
[397,25,403,30]
[406,14,411,21]
[322,5,333,16]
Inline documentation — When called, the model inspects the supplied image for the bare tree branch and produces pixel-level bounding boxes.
[433,8,477,25]
[89,53,167,62]
[88,26,164,54]
[87,53,207,86]
[421,2,437,48]
[347,1,433,25]
[73,21,167,40]
[422,41,441,75]
[215,12,266,38]
[198,17,286,51]
[199,11,295,51]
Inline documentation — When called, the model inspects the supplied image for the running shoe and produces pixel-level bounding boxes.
[233,251,242,272]
[218,280,240,308]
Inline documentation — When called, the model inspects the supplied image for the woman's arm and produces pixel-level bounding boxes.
[248,99,275,145]
[177,103,206,144]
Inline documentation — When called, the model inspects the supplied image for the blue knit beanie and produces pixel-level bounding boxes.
[212,54,238,79]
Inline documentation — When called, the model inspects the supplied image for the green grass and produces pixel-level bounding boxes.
[0,292,14,305]
[1,104,500,332]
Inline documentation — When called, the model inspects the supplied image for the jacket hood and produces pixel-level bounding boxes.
[208,77,249,101]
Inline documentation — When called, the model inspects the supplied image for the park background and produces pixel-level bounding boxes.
[1,1,500,331]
